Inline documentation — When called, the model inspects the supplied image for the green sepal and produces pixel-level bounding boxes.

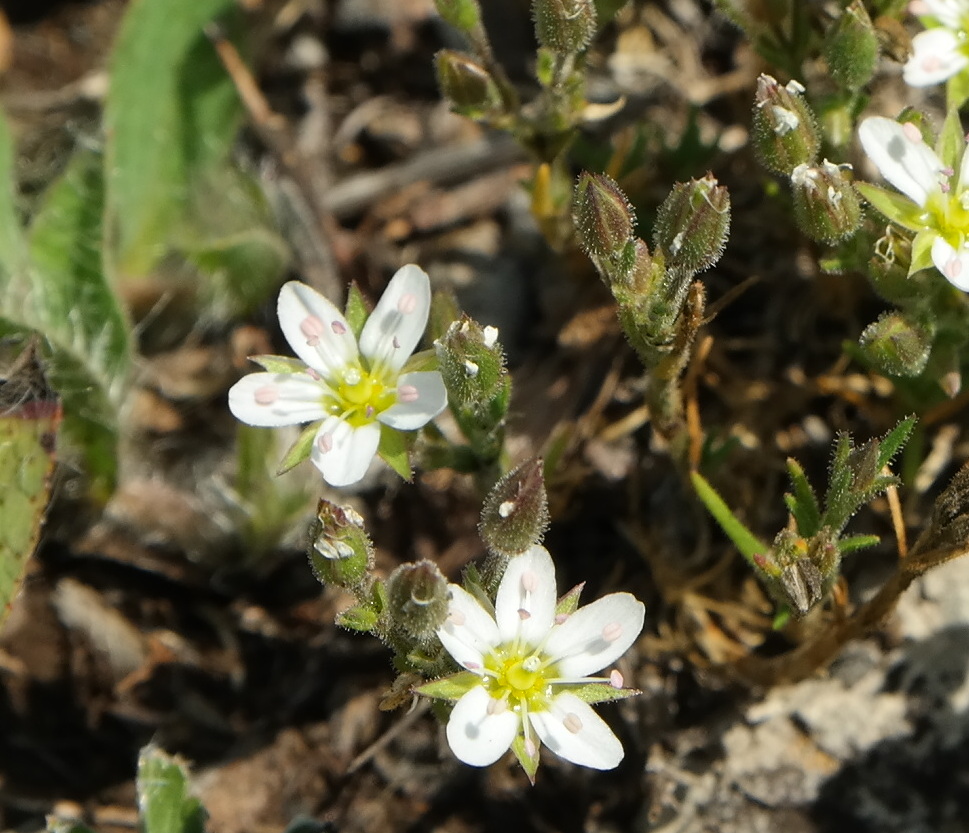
[856,183,925,232]
[137,745,207,833]
[249,354,308,375]
[378,423,413,481]
[909,230,936,275]
[691,472,767,564]
[785,457,822,537]
[336,603,381,632]
[877,415,916,468]
[416,671,480,700]
[937,107,965,169]
[838,533,881,554]
[556,582,585,617]
[344,283,369,339]
[512,733,540,784]
[275,421,319,475]
[401,348,439,374]
[947,69,969,114]
[564,682,641,704]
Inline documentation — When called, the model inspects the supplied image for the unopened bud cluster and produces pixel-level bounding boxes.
[752,75,860,243]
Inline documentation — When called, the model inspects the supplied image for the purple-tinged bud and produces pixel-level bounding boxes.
[823,0,878,91]
[653,174,730,275]
[433,0,481,32]
[309,500,373,591]
[533,0,597,54]
[386,560,450,643]
[790,160,862,242]
[573,172,636,261]
[480,457,549,558]
[751,74,820,175]
[859,311,933,377]
[435,50,501,114]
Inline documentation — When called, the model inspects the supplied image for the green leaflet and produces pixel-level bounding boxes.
[137,746,207,833]
[0,344,60,631]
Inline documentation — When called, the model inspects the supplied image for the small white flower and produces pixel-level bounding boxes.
[435,545,645,771]
[903,0,969,87]
[228,264,448,486]
[858,116,969,290]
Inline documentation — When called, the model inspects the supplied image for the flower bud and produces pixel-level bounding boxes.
[308,500,373,590]
[434,0,481,32]
[435,50,501,114]
[754,528,839,616]
[573,172,636,263]
[533,0,597,54]
[790,160,862,242]
[823,1,878,91]
[385,560,450,643]
[435,315,507,413]
[751,75,820,175]
[652,174,730,275]
[479,457,549,558]
[859,312,933,377]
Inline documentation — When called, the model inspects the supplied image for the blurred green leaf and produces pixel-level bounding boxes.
[691,471,767,564]
[785,458,822,537]
[137,745,206,833]
[105,0,242,279]
[0,343,60,630]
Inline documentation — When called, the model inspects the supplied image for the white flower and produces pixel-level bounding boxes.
[858,116,969,290]
[228,264,448,486]
[904,1,969,87]
[434,545,645,771]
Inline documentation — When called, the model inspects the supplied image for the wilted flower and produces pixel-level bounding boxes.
[903,1,969,88]
[425,545,644,774]
[857,116,969,290]
[229,265,448,486]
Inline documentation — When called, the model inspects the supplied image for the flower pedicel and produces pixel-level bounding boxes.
[229,265,447,486]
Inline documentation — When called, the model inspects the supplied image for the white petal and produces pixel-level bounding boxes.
[858,117,944,207]
[903,28,969,86]
[277,281,358,378]
[544,592,645,678]
[529,692,624,770]
[359,264,431,375]
[228,372,328,427]
[437,584,501,671]
[494,545,558,648]
[378,371,448,430]
[921,0,968,28]
[446,686,520,767]
[309,417,380,487]
[930,236,969,290]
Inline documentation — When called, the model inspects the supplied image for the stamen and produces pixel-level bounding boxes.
[393,336,400,349]
[482,326,499,348]
[524,737,537,758]
[946,255,963,280]
[365,405,375,418]
[563,713,583,734]
[254,385,278,405]
[448,609,466,626]
[300,315,325,346]
[306,368,321,381]
[602,622,623,642]
[317,432,334,454]
[486,697,507,716]
[331,320,347,335]
[464,359,479,377]
[610,669,624,688]
[554,613,569,625]
[521,570,538,593]
[398,385,419,403]
[902,122,923,144]
[518,608,531,620]
[397,293,418,314]
[464,661,481,670]
[498,500,516,518]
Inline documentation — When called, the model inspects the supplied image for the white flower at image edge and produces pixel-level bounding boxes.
[903,0,969,87]
[228,265,447,486]
[436,545,645,770]
[859,116,969,290]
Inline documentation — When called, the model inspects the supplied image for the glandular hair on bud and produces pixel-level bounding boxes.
[790,160,862,242]
[386,560,450,643]
[751,74,820,175]
[309,499,374,590]
[533,0,597,54]
[573,172,636,261]
[435,50,501,113]
[479,457,549,557]
[653,174,730,275]
[435,315,506,411]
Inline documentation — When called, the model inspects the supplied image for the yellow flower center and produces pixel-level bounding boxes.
[325,364,397,427]
[484,647,555,711]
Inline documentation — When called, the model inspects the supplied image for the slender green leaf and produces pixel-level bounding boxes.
[691,472,767,563]
[137,745,206,833]
[785,457,822,536]
[416,671,480,700]
[876,415,916,469]
[838,533,881,554]
[105,0,241,278]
